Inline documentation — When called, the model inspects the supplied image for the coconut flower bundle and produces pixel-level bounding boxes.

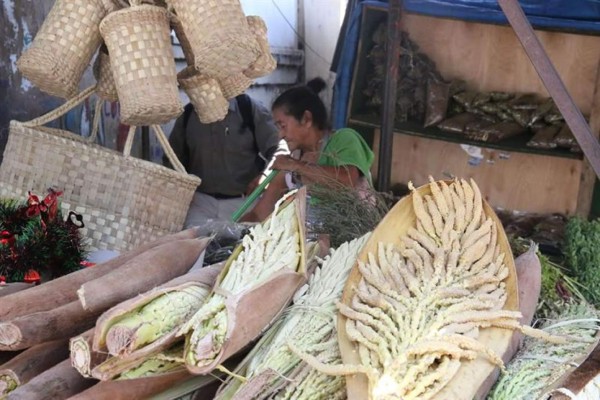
[177,188,310,374]
[216,233,371,400]
[488,302,600,400]
[549,341,600,400]
[70,263,223,381]
[289,177,566,400]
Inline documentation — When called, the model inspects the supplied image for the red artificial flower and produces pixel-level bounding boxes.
[42,188,63,223]
[26,191,43,218]
[80,261,96,268]
[0,230,15,247]
[23,269,41,284]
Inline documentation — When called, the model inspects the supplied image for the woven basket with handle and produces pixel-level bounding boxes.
[178,67,229,124]
[0,86,201,253]
[16,0,115,99]
[165,0,260,79]
[99,2,183,125]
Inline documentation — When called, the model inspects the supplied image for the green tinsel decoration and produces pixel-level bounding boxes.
[0,190,87,283]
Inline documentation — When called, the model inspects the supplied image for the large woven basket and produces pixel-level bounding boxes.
[165,0,260,79]
[16,0,114,99]
[178,67,229,124]
[100,4,183,125]
[0,87,201,253]
[93,45,118,102]
[244,16,277,79]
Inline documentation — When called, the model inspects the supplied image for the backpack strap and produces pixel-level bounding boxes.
[236,94,255,135]
[182,103,195,130]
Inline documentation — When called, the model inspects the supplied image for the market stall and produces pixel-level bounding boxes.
[2,0,600,399]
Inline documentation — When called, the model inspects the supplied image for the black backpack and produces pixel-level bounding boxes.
[182,94,273,170]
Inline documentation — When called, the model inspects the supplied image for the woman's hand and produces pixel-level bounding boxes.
[272,155,304,172]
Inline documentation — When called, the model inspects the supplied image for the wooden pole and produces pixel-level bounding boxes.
[377,0,403,192]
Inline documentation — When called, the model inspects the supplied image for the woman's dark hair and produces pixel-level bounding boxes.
[272,77,329,130]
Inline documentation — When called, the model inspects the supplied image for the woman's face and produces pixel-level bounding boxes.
[272,107,309,152]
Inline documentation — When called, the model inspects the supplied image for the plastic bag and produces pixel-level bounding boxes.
[424,79,452,127]
[465,118,495,138]
[193,220,253,266]
[526,125,560,149]
[509,108,534,127]
[452,90,479,108]
[553,123,577,148]
[508,93,540,110]
[437,112,480,134]
[490,91,514,102]
[477,121,526,142]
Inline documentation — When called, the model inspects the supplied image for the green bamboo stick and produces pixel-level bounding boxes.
[231,170,279,222]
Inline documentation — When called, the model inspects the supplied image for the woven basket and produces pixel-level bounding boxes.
[218,73,253,100]
[0,87,201,253]
[100,4,183,125]
[165,0,260,79]
[178,67,229,124]
[93,45,119,102]
[16,0,114,99]
[170,14,195,66]
[244,16,277,79]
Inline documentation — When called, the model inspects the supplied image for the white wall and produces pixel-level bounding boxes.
[241,0,298,50]
[303,0,347,110]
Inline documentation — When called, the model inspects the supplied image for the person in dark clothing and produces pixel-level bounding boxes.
[166,94,283,226]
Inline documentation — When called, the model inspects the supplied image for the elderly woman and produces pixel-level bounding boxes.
[241,78,374,222]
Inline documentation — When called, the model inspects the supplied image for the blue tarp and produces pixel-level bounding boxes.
[332,0,600,129]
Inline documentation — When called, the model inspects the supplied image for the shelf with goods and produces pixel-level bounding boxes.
[347,5,600,215]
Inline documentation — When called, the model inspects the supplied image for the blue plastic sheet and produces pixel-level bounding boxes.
[404,0,600,32]
[332,0,388,130]
[331,0,600,129]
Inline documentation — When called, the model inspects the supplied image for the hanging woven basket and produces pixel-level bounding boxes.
[93,44,118,103]
[244,16,277,79]
[165,0,260,79]
[170,13,195,67]
[16,0,115,99]
[178,67,229,124]
[99,3,183,125]
[218,73,253,100]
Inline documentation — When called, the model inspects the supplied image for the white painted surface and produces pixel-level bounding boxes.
[303,0,347,111]
[241,0,299,49]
